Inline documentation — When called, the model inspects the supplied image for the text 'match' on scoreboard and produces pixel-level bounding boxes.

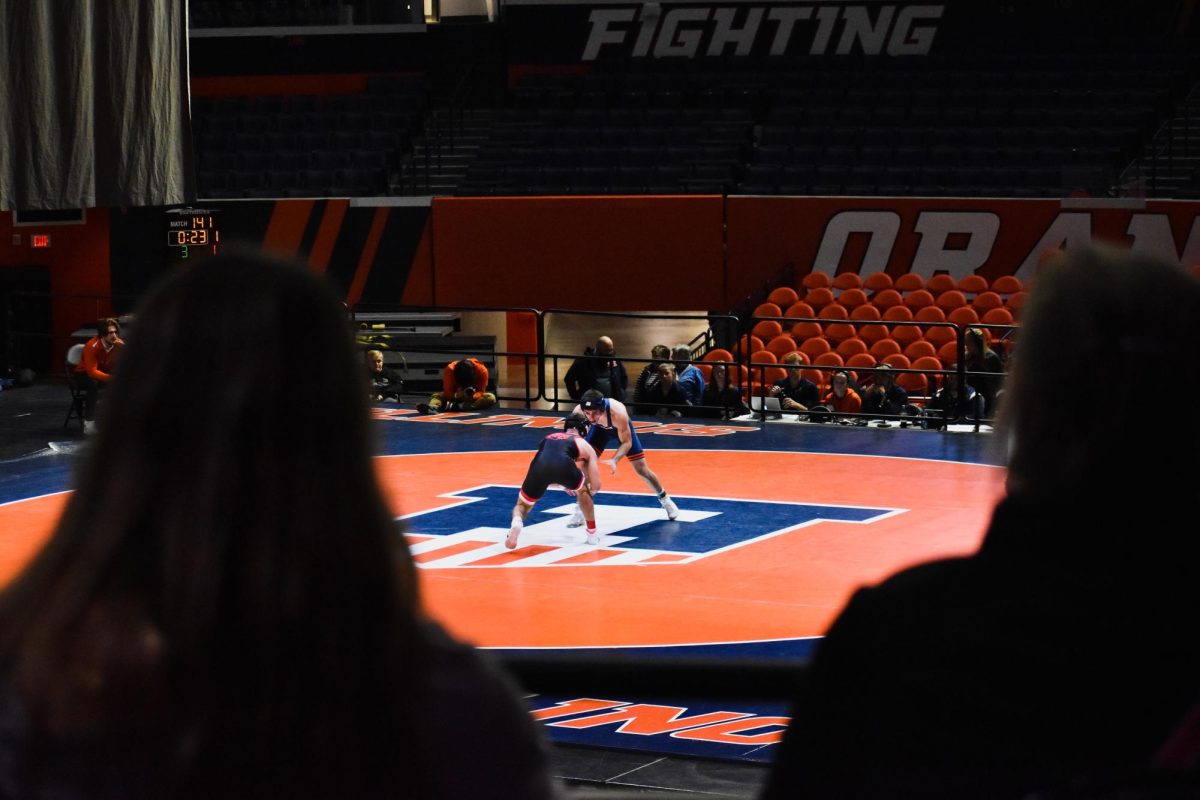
[166,208,220,259]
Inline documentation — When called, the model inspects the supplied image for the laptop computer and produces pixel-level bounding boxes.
[750,395,783,413]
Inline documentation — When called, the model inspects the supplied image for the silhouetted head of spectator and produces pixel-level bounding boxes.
[0,249,427,795]
[650,344,670,361]
[595,336,614,357]
[671,344,691,370]
[999,244,1200,501]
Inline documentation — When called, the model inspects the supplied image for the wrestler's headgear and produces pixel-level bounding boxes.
[563,414,589,436]
[580,390,604,411]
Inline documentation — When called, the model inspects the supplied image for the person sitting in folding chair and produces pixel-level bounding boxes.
[73,317,124,434]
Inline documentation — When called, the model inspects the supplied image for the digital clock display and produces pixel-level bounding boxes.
[165,211,220,258]
[167,229,209,246]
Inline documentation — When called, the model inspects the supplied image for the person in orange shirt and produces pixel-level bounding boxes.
[822,371,862,416]
[73,317,124,433]
[417,357,496,414]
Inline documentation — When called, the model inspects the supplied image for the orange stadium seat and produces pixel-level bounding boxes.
[872,289,903,312]
[703,348,733,364]
[784,301,815,321]
[936,289,967,312]
[1007,290,1028,316]
[851,303,882,322]
[750,349,777,365]
[738,334,765,356]
[972,291,1003,313]
[818,303,849,321]
[881,352,910,371]
[753,319,784,341]
[836,337,869,358]
[915,305,946,324]
[925,324,957,348]
[801,271,832,290]
[894,273,925,292]
[870,338,902,360]
[904,340,937,361]
[766,334,798,359]
[896,370,927,396]
[958,274,989,296]
[982,307,1014,327]
[846,352,877,382]
[863,271,894,294]
[833,272,863,290]
[858,323,889,345]
[697,363,712,382]
[937,340,960,364]
[912,355,944,374]
[824,322,855,343]
[903,289,935,312]
[768,286,799,308]
[883,304,914,322]
[791,320,823,340]
[925,273,957,296]
[838,288,869,310]
[803,287,835,310]
[990,274,1023,296]
[753,302,782,319]
[799,336,832,360]
[890,324,923,348]
[948,306,980,327]
[813,352,845,389]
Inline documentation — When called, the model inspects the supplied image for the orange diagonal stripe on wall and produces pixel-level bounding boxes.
[307,199,349,274]
[262,200,315,259]
[347,206,390,306]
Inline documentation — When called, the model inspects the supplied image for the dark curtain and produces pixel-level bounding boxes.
[0,0,194,210]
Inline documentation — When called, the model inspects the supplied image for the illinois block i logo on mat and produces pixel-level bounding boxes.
[400,484,902,569]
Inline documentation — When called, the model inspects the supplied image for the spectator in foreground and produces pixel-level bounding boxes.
[763,245,1200,799]
[564,335,627,402]
[417,357,496,414]
[0,252,556,799]
[74,317,124,434]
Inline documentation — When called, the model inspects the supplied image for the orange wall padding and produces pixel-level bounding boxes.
[429,196,726,310]
[0,209,113,363]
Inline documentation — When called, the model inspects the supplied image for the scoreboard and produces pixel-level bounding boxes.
[166,208,220,259]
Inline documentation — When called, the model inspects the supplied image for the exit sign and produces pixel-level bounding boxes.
[30,234,51,248]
